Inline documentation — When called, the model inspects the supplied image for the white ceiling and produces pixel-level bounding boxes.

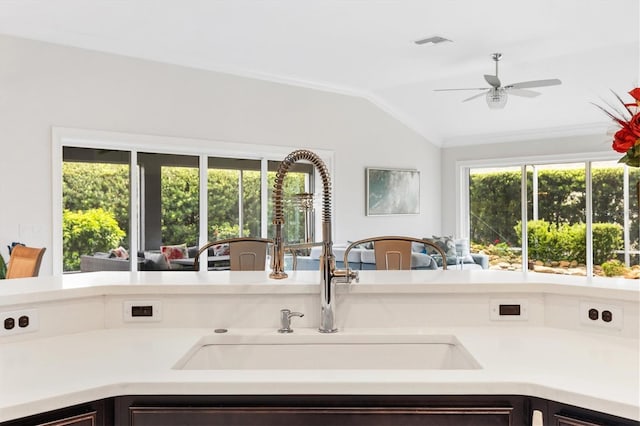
[0,0,638,147]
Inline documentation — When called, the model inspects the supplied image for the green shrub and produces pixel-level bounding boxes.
[516,220,567,262]
[470,167,639,249]
[601,259,627,277]
[592,223,623,265]
[515,220,622,265]
[63,208,126,272]
[211,223,250,240]
[0,253,6,279]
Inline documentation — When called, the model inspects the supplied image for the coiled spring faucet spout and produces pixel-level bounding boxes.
[270,149,357,333]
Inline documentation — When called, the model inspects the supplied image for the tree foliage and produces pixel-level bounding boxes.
[63,163,130,233]
[161,167,199,246]
[62,208,126,271]
[470,167,637,250]
[63,162,308,271]
[0,253,6,279]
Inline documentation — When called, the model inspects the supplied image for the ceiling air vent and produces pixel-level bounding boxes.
[414,36,451,45]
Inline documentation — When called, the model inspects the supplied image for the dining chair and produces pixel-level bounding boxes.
[373,239,412,270]
[6,245,46,279]
[193,238,273,271]
[343,236,448,272]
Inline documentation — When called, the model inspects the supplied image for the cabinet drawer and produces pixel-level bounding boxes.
[130,406,513,426]
[37,411,96,426]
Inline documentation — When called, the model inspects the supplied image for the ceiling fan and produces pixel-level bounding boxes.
[434,53,561,109]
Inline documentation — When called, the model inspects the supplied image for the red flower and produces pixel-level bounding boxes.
[629,112,640,138]
[612,128,638,153]
[596,87,640,166]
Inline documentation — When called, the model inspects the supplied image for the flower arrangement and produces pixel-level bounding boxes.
[596,88,640,166]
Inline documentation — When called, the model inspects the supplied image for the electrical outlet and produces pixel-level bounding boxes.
[0,309,39,336]
[490,299,529,321]
[123,300,162,322]
[579,302,622,330]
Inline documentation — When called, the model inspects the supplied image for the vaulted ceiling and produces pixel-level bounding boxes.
[0,0,638,146]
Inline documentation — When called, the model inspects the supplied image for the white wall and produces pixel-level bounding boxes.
[0,35,441,275]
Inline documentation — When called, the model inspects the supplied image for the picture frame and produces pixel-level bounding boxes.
[366,168,420,216]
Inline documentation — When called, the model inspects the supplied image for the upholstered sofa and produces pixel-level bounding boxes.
[292,243,489,271]
[80,253,142,272]
[79,245,224,272]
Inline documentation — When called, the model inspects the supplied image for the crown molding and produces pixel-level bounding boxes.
[442,122,612,148]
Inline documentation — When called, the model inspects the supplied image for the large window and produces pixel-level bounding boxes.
[138,153,200,251]
[62,147,130,273]
[266,160,313,244]
[208,158,262,240]
[465,158,639,277]
[56,131,324,274]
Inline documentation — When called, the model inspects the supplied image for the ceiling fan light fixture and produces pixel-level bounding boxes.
[486,88,508,109]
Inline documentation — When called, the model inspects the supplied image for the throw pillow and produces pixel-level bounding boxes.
[160,243,188,260]
[348,240,373,250]
[212,243,230,256]
[424,235,457,257]
[110,246,129,260]
[144,251,170,270]
[411,242,427,253]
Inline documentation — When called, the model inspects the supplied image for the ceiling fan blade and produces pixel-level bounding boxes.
[462,91,489,102]
[484,74,501,88]
[508,88,541,98]
[506,79,561,89]
[433,87,489,92]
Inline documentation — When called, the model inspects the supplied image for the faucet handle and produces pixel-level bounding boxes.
[278,309,304,333]
[333,268,359,284]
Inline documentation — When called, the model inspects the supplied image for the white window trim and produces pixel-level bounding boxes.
[456,150,623,278]
[52,127,334,275]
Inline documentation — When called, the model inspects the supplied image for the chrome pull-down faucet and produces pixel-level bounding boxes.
[269,149,358,333]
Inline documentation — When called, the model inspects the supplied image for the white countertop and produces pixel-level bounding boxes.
[0,270,639,422]
[1,269,638,307]
[0,326,638,422]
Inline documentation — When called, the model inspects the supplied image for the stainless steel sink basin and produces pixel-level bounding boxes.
[173,332,481,370]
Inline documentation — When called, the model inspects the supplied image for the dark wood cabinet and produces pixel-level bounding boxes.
[36,411,96,426]
[532,398,639,426]
[117,395,524,426]
[2,395,638,426]
[554,413,607,426]
[128,405,514,426]
[0,400,111,426]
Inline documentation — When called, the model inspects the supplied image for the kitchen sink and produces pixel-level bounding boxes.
[173,331,481,370]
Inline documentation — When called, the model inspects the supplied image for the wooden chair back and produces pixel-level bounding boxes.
[194,238,272,271]
[342,236,448,273]
[374,239,412,270]
[6,245,46,279]
[230,240,269,271]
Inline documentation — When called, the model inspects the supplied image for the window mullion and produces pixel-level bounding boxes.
[238,170,244,237]
[521,165,529,274]
[130,150,138,272]
[623,167,630,266]
[199,155,208,257]
[585,162,593,278]
[261,159,269,239]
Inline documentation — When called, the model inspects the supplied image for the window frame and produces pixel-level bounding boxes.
[52,127,333,275]
[456,150,625,276]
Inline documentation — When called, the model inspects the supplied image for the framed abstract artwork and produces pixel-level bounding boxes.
[366,168,420,215]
